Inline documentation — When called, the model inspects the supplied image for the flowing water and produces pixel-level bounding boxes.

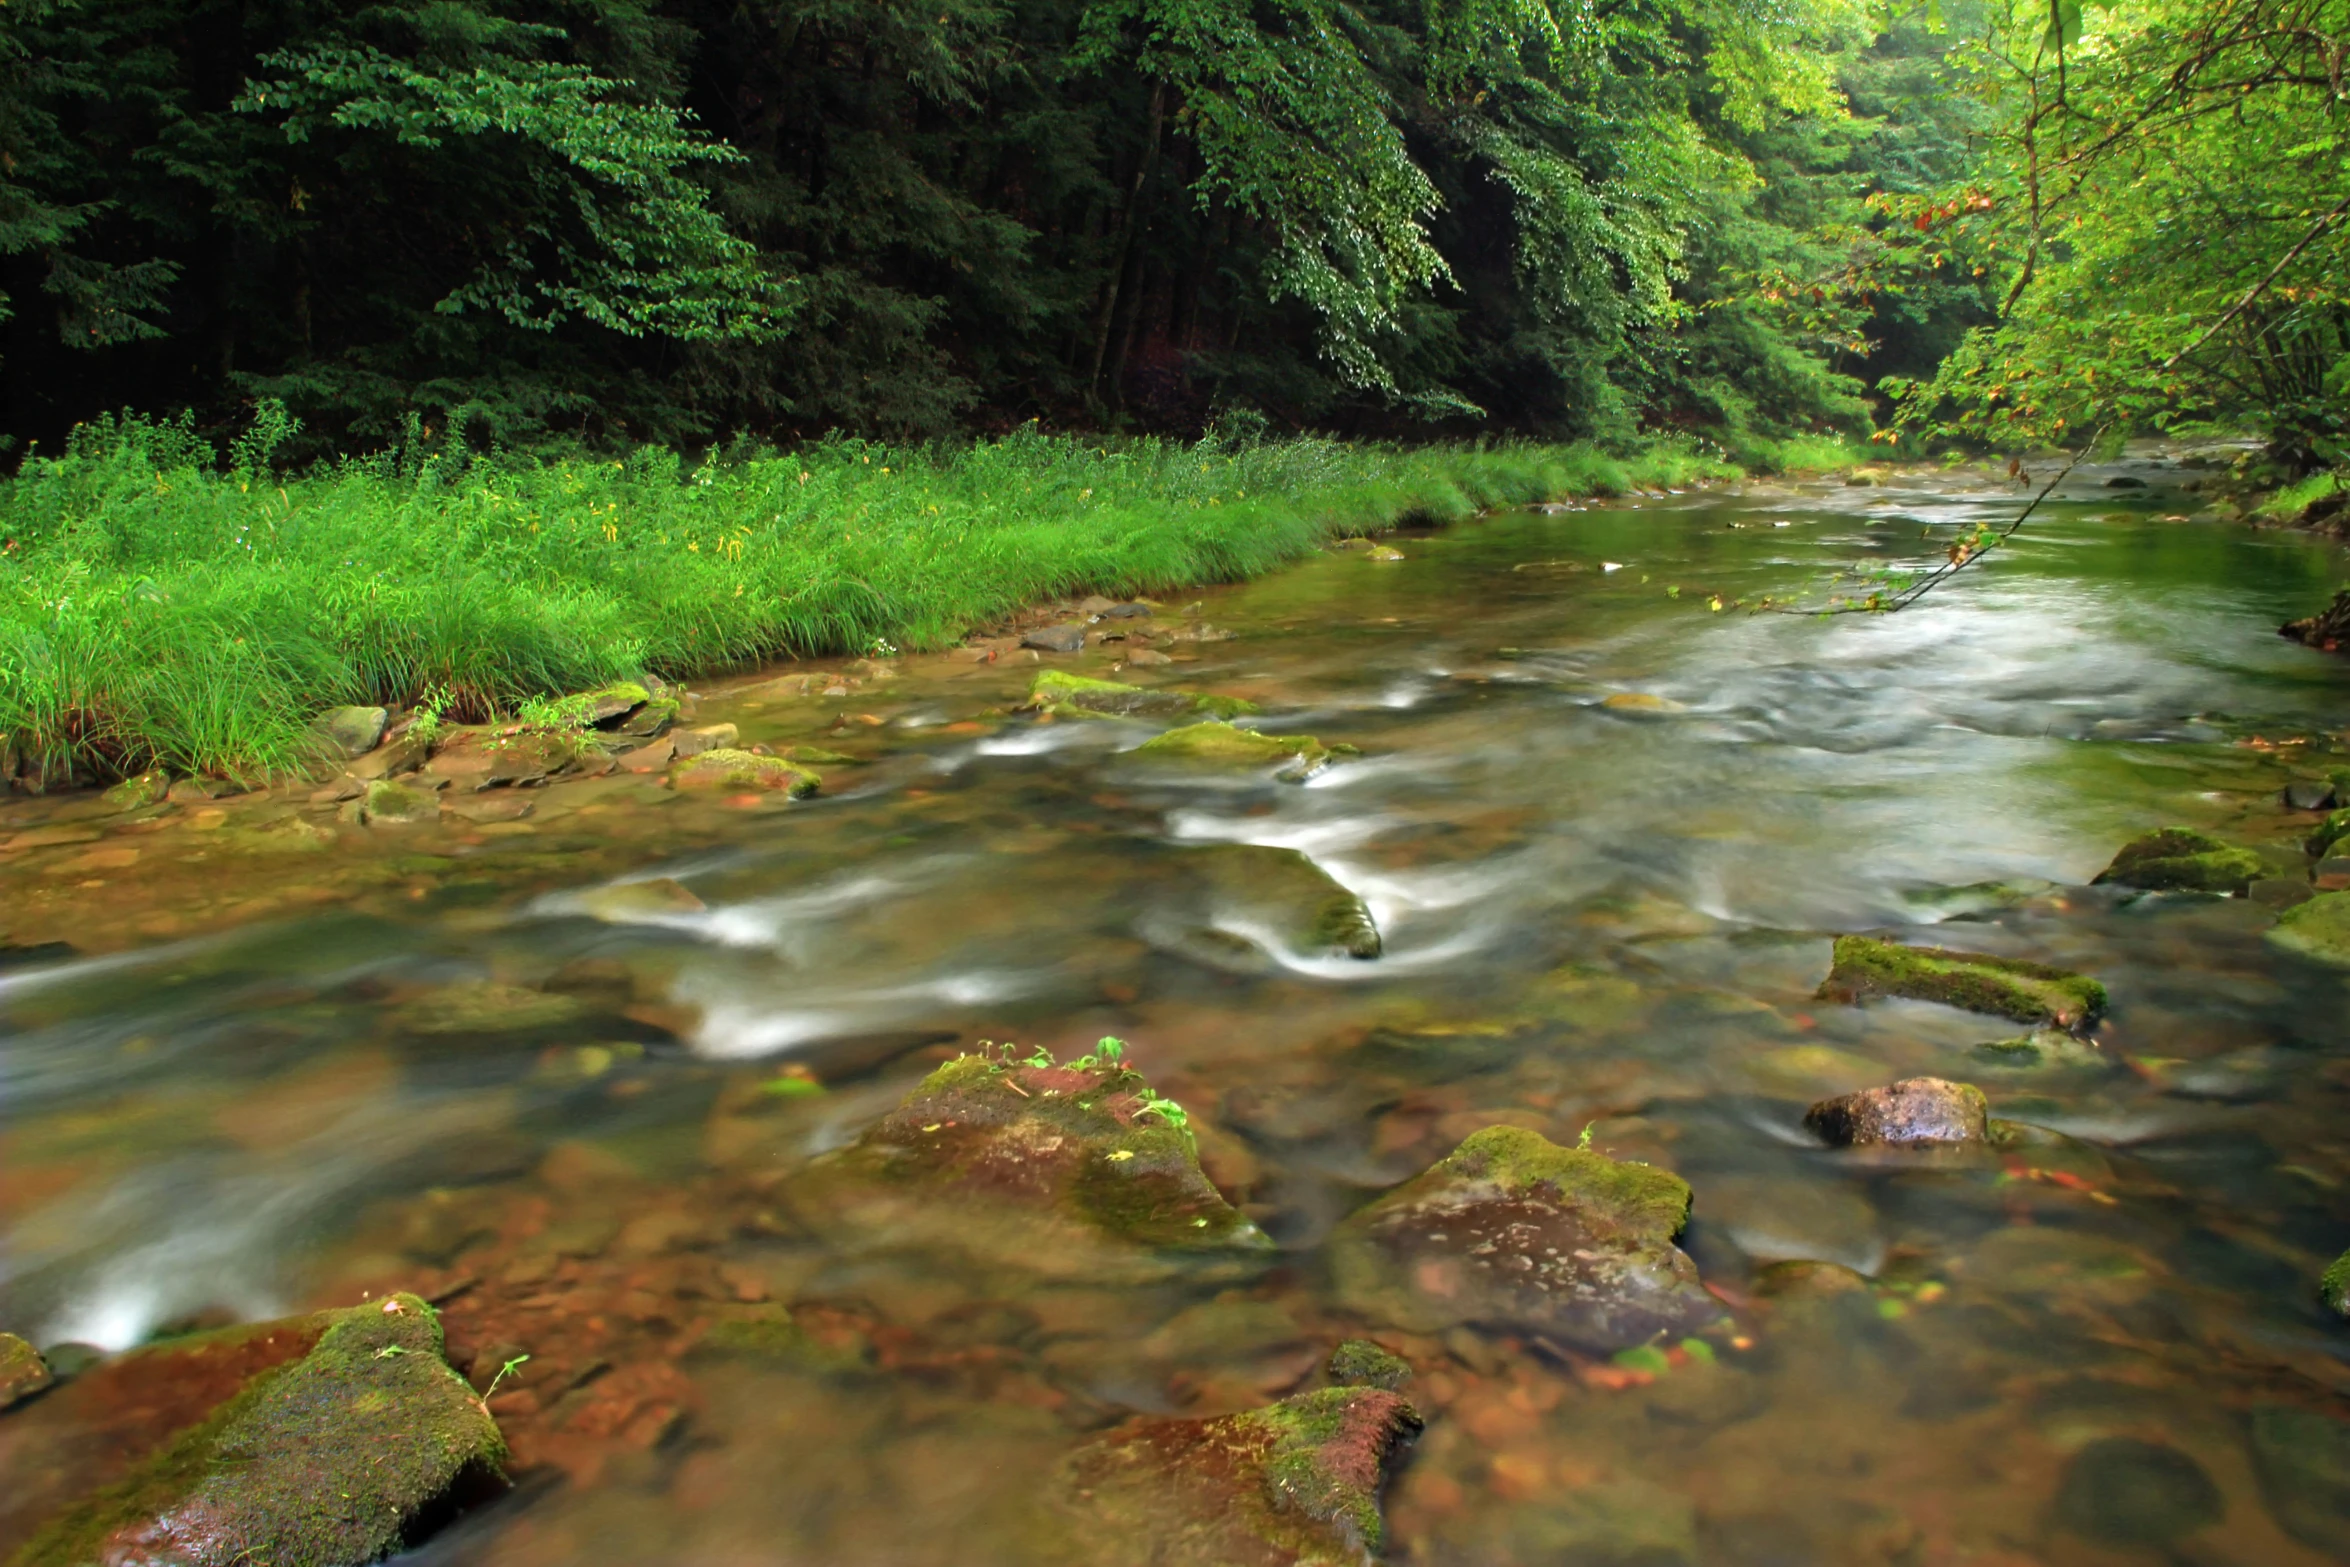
[7,458,2350,1564]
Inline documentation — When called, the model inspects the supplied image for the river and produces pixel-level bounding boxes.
[5,455,2350,1564]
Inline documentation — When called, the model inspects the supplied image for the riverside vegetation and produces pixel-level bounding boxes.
[0,414,1809,787]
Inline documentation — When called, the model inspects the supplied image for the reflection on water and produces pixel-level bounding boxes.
[7,460,2350,1563]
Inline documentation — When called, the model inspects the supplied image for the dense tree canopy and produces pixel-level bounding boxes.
[0,0,1991,454]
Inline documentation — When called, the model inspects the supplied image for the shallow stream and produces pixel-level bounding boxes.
[7,457,2350,1564]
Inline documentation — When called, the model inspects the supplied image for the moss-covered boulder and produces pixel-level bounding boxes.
[2309,808,2350,858]
[614,694,680,739]
[314,706,391,760]
[2267,892,2350,966]
[2093,827,2266,894]
[782,1051,1270,1283]
[10,1294,502,1567]
[1330,1126,1724,1352]
[1816,936,2106,1030]
[1804,1077,1989,1147]
[0,1332,51,1409]
[1055,1386,1421,1567]
[668,747,819,796]
[1027,671,1257,721]
[1132,721,1347,782]
[2323,1249,2350,1319]
[1186,843,1380,960]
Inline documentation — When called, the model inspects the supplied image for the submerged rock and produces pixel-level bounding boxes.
[1804,1078,1989,1147]
[570,877,707,922]
[2267,891,2350,966]
[399,981,588,1037]
[782,1048,1270,1281]
[2251,1405,2350,1555]
[1,1332,51,1409]
[2093,826,2265,894]
[2054,1437,2222,1548]
[1187,843,1380,960]
[1599,691,1688,716]
[100,769,171,814]
[1026,671,1257,721]
[1816,935,2106,1029]
[1330,1126,1723,1353]
[350,777,440,826]
[11,1294,502,1567]
[1132,721,1346,781]
[667,747,819,796]
[1971,1029,2113,1073]
[1056,1386,1420,1567]
[1325,1340,1412,1392]
[2324,1248,2350,1319]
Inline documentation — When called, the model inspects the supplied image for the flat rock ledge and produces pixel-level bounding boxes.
[1817,935,2106,1030]
[1330,1125,1725,1354]
[8,1294,502,1567]
[781,1050,1270,1281]
[1805,1077,1990,1147]
[1055,1386,1422,1567]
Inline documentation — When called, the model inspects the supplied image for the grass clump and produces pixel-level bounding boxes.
[0,407,1753,786]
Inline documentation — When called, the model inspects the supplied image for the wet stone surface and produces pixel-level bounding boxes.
[1331,1126,1725,1353]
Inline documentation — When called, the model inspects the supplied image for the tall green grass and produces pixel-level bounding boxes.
[0,413,1777,785]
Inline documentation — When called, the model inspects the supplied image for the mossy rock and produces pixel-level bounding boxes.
[101,769,171,813]
[782,1054,1270,1283]
[614,694,680,738]
[1186,843,1380,960]
[1817,936,2106,1029]
[1330,1126,1723,1352]
[1972,1029,2114,1073]
[668,747,819,796]
[1054,1386,1421,1567]
[358,778,440,826]
[2309,807,2350,858]
[313,706,390,759]
[1325,1340,1412,1392]
[1132,721,1346,781]
[2324,1248,2350,1319]
[0,1332,51,1409]
[580,682,652,725]
[2268,891,2350,967]
[11,1294,502,1567]
[2093,826,2266,894]
[1027,671,1257,721]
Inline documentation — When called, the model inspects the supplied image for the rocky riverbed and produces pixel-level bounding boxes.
[7,453,2350,1565]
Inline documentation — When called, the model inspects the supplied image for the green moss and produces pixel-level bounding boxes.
[1027,671,1259,721]
[102,769,170,812]
[1819,935,2107,1027]
[2310,808,2350,858]
[1325,1339,1411,1391]
[1243,1387,1412,1554]
[13,1295,502,1567]
[668,746,820,796]
[362,778,438,824]
[2322,1249,2350,1319]
[2268,892,2350,967]
[0,1332,51,1409]
[1133,720,1340,780]
[1441,1125,1693,1240]
[2093,827,2266,894]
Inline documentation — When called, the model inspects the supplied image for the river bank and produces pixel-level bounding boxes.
[0,419,1865,794]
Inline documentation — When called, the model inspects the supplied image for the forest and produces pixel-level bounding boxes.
[0,0,2345,778]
